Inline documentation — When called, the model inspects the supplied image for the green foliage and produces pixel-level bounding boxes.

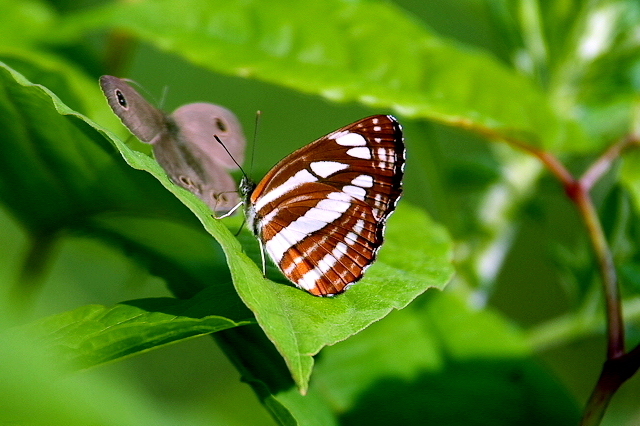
[0,0,639,425]
[58,0,586,151]
[26,285,254,368]
[314,293,579,425]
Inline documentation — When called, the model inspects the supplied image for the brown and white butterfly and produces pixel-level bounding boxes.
[99,75,246,212]
[238,115,405,297]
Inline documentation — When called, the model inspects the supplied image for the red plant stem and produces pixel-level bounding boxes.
[510,143,625,426]
[581,342,640,426]
[467,125,638,426]
[497,136,626,359]
[453,121,631,364]
[570,184,624,358]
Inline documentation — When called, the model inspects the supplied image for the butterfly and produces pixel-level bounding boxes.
[238,115,405,297]
[99,75,246,212]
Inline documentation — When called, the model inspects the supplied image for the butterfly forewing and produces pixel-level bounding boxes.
[247,115,405,296]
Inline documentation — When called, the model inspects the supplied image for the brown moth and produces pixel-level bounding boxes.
[99,75,246,212]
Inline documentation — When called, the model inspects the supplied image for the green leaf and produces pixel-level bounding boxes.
[0,61,246,323]
[228,203,453,393]
[0,47,122,127]
[0,316,212,426]
[0,60,176,234]
[59,0,586,150]
[26,286,254,369]
[313,291,581,424]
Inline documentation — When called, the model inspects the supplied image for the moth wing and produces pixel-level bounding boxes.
[99,75,168,144]
[171,103,246,170]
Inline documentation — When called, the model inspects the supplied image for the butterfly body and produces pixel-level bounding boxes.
[99,76,245,212]
[241,115,405,296]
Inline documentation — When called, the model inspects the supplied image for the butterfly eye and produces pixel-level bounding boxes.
[215,118,227,132]
[115,89,128,108]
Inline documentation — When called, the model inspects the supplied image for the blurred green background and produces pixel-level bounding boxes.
[1,0,640,424]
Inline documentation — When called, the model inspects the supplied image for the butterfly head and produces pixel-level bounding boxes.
[239,176,256,203]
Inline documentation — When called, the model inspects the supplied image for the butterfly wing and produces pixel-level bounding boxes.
[248,115,405,296]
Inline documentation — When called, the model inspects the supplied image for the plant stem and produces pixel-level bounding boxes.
[526,297,640,352]
[457,121,639,425]
[572,184,624,356]
[581,342,640,426]
[581,134,640,192]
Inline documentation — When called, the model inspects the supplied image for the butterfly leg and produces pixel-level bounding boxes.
[212,201,243,219]
[258,237,267,277]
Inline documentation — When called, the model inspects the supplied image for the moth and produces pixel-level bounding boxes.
[100,75,246,212]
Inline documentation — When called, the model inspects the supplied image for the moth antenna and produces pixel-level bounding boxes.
[214,134,248,178]
[158,84,169,110]
[124,78,163,107]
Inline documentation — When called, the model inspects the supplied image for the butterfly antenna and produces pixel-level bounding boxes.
[214,135,248,178]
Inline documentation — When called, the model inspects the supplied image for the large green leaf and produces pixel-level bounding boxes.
[0,314,214,426]
[0,61,183,234]
[229,203,453,392]
[58,0,587,151]
[26,286,254,369]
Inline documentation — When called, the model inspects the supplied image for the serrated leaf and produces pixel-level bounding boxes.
[59,0,587,151]
[226,203,453,393]
[0,61,179,234]
[26,286,254,368]
[0,47,122,128]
